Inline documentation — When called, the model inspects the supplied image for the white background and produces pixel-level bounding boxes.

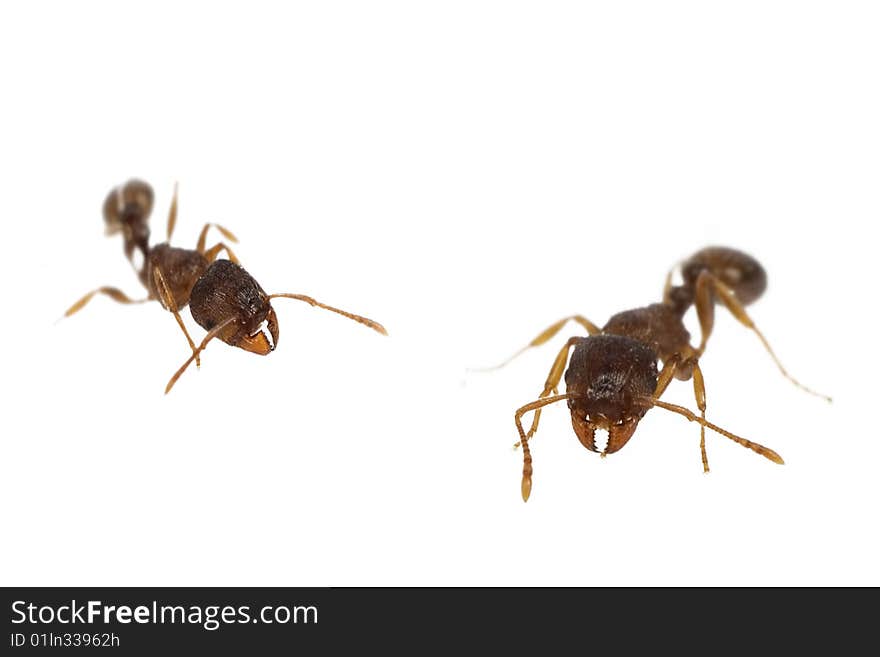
[0,1,877,586]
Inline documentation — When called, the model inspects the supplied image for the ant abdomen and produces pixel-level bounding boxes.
[102,179,154,233]
[680,246,767,308]
[103,179,154,264]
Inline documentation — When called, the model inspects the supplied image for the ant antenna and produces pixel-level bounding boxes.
[638,397,784,465]
[468,315,600,373]
[268,293,388,335]
[513,393,575,502]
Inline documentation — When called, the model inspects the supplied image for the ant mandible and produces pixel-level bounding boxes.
[492,246,828,501]
[66,180,387,393]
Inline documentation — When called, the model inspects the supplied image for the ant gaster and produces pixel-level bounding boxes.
[66,180,387,393]
[492,246,828,501]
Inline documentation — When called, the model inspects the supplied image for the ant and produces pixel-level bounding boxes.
[66,179,387,393]
[490,246,828,501]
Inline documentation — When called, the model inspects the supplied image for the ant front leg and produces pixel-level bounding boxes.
[653,353,709,472]
[642,361,785,468]
[691,360,709,472]
[165,317,236,393]
[488,315,600,444]
[681,357,710,473]
[514,337,582,449]
[64,287,149,317]
[196,223,239,254]
[152,266,201,367]
[694,270,830,401]
[480,315,601,371]
[645,397,784,466]
[203,242,240,265]
[652,354,680,399]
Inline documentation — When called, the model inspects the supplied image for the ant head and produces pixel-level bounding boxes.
[103,179,154,235]
[189,260,277,355]
[564,335,657,455]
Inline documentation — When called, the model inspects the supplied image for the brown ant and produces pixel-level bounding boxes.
[490,246,828,501]
[66,179,387,393]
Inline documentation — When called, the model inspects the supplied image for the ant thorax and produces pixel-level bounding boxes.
[146,244,209,311]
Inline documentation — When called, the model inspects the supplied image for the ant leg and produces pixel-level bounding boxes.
[644,397,784,466]
[165,317,236,394]
[515,393,576,502]
[152,266,201,367]
[203,242,240,264]
[694,270,831,401]
[514,337,581,448]
[479,315,601,371]
[653,354,709,472]
[653,355,680,399]
[691,360,709,473]
[662,266,675,305]
[662,255,690,307]
[64,287,149,317]
[654,354,710,472]
[196,223,239,254]
[268,293,388,335]
[166,182,179,241]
